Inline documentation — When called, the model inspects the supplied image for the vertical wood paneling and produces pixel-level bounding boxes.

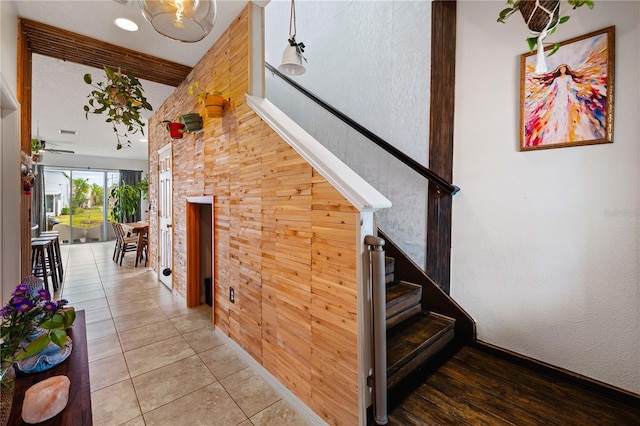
[310,173,359,425]
[261,140,279,373]
[148,5,363,424]
[237,112,263,360]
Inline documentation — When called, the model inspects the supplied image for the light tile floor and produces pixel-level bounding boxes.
[56,241,308,426]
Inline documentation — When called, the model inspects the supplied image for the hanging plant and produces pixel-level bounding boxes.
[31,138,45,163]
[497,0,595,71]
[31,138,45,154]
[83,66,153,150]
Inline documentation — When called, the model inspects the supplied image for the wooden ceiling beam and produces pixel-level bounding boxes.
[18,18,192,87]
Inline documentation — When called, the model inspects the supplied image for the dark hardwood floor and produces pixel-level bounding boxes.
[387,345,640,425]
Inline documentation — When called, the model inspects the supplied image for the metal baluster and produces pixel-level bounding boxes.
[365,235,388,425]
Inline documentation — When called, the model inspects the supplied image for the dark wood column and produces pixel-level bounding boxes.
[18,18,33,279]
[427,1,456,294]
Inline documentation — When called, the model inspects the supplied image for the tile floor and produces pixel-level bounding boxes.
[56,241,308,426]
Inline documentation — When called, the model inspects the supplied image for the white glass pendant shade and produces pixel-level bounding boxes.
[139,0,217,43]
[278,45,306,76]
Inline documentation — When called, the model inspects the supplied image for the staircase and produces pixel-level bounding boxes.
[384,256,456,390]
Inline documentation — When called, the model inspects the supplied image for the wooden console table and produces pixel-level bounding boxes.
[7,310,92,425]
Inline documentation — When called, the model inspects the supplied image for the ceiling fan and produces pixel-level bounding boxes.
[32,125,76,155]
[38,140,75,155]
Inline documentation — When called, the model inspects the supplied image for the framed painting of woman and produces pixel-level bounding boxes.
[520,26,615,151]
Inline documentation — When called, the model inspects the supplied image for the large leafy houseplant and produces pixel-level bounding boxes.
[84,66,153,150]
[110,181,141,223]
[138,176,149,201]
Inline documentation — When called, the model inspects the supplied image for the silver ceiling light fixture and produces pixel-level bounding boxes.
[139,0,217,43]
[278,0,307,76]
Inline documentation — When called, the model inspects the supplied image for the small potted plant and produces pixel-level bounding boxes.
[1,280,75,422]
[180,113,203,132]
[162,120,186,139]
[188,81,227,118]
[1,280,75,369]
[84,65,153,150]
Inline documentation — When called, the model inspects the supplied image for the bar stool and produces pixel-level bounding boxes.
[33,233,63,283]
[38,231,64,283]
[31,239,59,293]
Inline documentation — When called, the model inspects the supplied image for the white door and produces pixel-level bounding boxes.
[158,145,173,290]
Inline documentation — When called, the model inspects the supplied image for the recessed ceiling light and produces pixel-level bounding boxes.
[114,18,139,32]
[58,129,77,135]
[139,138,148,143]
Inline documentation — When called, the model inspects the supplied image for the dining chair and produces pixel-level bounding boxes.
[135,226,149,267]
[111,222,121,261]
[114,223,139,266]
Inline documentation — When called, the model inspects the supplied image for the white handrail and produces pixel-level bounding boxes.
[246,95,391,213]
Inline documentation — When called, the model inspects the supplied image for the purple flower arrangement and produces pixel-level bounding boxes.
[1,280,75,365]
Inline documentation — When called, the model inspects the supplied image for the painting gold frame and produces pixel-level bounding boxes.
[520,26,615,151]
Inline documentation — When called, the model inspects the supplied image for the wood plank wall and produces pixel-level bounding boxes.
[148,5,363,424]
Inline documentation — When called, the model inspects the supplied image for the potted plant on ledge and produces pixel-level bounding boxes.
[188,81,227,118]
[162,120,186,139]
[83,65,153,149]
[180,113,203,132]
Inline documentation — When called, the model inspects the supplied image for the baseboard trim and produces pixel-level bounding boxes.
[172,290,185,304]
[474,340,640,408]
[214,329,328,426]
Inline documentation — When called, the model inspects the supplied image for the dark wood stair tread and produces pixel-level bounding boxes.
[385,256,395,274]
[386,281,421,315]
[386,304,421,330]
[386,281,422,329]
[385,256,395,283]
[387,311,455,388]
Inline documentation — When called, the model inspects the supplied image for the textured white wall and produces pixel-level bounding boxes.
[453,1,640,393]
[1,0,18,97]
[265,0,432,266]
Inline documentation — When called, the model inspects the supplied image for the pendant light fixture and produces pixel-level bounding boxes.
[278,0,307,76]
[139,0,217,43]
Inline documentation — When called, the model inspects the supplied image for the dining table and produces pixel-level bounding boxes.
[121,220,149,266]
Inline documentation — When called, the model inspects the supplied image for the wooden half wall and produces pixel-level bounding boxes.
[148,5,366,424]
